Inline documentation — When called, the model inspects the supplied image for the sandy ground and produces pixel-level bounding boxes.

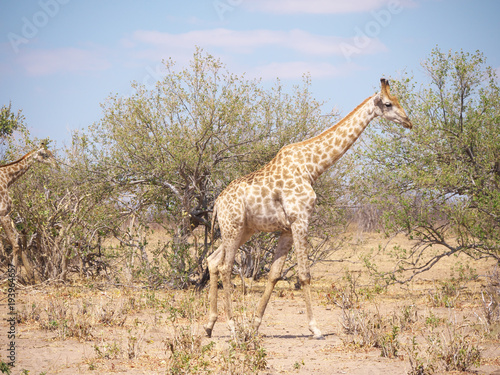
[2,232,500,374]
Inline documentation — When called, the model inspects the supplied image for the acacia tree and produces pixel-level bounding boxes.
[0,103,22,139]
[4,132,123,283]
[87,49,349,287]
[0,103,23,160]
[0,50,351,286]
[356,48,500,283]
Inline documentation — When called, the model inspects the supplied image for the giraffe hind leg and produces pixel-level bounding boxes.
[220,230,254,338]
[253,231,293,332]
[205,229,253,338]
[205,245,225,337]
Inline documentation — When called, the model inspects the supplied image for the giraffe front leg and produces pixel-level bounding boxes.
[292,222,324,340]
[0,216,16,267]
[0,231,5,260]
[301,277,323,339]
[0,216,34,283]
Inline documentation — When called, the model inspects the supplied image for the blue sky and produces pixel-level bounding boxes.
[1,0,499,146]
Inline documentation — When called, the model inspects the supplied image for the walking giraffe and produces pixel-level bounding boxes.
[0,142,56,282]
[204,79,412,339]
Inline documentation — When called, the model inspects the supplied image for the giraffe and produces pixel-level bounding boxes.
[0,142,56,282]
[203,79,412,339]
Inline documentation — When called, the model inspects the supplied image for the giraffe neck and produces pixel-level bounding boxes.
[1,152,35,187]
[300,94,379,182]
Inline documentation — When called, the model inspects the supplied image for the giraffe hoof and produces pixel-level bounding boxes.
[204,327,213,338]
[310,328,325,340]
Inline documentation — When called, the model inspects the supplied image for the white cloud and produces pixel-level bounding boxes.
[242,0,415,14]
[130,29,280,52]
[126,28,386,57]
[17,47,111,76]
[120,28,387,82]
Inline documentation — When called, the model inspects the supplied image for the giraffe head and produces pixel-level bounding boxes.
[375,78,412,129]
[32,141,57,168]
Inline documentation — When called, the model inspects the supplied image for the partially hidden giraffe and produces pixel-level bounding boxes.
[0,142,56,282]
[204,79,412,339]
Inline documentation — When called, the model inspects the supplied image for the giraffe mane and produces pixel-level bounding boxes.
[0,151,34,168]
[296,94,375,147]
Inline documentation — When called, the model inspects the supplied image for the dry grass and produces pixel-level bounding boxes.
[3,231,500,374]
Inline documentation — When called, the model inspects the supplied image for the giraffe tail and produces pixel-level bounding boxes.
[196,202,217,290]
[210,202,217,255]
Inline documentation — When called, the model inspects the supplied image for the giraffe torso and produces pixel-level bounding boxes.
[216,145,319,235]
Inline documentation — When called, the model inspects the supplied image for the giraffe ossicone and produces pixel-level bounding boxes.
[204,78,412,339]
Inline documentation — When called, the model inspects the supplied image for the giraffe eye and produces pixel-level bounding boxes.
[385,102,392,108]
